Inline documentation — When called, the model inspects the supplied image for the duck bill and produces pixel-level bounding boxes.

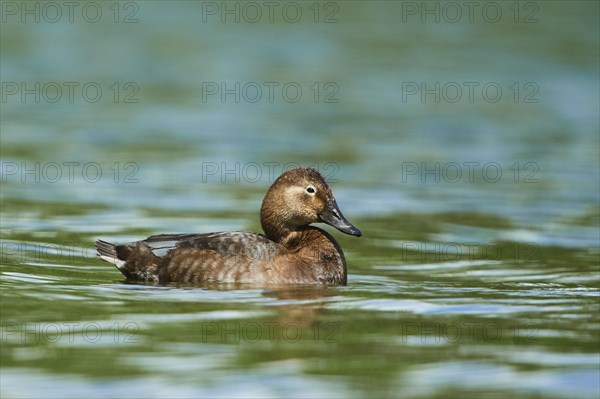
[319,198,362,237]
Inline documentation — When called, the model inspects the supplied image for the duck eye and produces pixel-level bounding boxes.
[306,186,316,194]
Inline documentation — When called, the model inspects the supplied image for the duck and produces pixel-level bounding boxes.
[96,167,362,286]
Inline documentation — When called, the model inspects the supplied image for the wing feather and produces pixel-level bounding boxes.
[142,232,281,261]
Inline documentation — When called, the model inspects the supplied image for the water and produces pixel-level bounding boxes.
[1,1,599,398]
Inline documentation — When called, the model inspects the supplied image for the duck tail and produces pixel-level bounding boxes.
[96,240,129,276]
[96,239,160,282]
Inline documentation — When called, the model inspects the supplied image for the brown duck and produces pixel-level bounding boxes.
[96,167,362,285]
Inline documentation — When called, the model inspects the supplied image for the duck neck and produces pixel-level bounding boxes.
[260,210,297,245]
[260,188,297,245]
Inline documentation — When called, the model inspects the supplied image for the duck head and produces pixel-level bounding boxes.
[260,167,362,240]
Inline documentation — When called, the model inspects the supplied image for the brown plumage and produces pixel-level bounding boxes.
[96,167,362,286]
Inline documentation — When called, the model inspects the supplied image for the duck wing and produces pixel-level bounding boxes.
[148,232,308,284]
[143,232,281,261]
